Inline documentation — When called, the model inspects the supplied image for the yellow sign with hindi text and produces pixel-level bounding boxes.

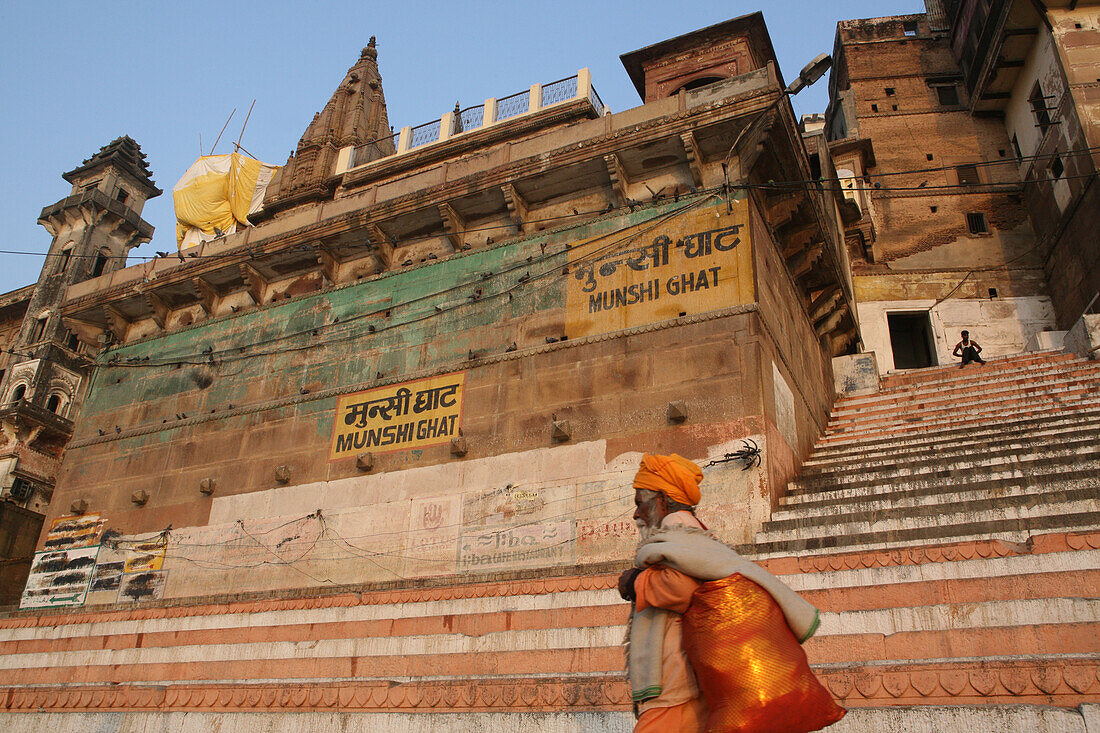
[566,201,753,338]
[330,373,466,459]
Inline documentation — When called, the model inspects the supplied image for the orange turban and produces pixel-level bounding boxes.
[633,453,703,507]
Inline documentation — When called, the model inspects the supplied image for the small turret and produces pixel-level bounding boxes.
[0,137,160,510]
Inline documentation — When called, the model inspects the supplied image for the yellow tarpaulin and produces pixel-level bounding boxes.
[172,153,278,249]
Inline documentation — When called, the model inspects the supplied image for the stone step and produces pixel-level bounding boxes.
[781,470,1100,514]
[770,482,1098,532]
[830,364,1100,418]
[811,403,1100,455]
[1,533,1096,720]
[825,382,1099,434]
[791,449,1100,494]
[844,347,1086,400]
[788,445,1100,494]
[760,491,1097,543]
[802,415,1100,470]
[749,509,1100,557]
[876,350,1078,389]
[827,381,1100,434]
[820,394,1099,445]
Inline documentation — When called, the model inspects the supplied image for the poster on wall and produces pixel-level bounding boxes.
[41,513,107,550]
[20,545,99,609]
[565,200,753,338]
[20,512,109,608]
[330,372,465,459]
[122,533,169,573]
[117,570,169,602]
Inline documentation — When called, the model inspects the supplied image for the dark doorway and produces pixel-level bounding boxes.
[887,312,937,369]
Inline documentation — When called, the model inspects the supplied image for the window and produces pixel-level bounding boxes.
[115,188,129,205]
[9,478,35,503]
[885,87,896,96]
[927,153,934,161]
[1051,155,1064,179]
[65,331,79,351]
[46,395,61,413]
[1011,134,1022,161]
[58,244,73,273]
[956,164,981,186]
[871,103,879,112]
[30,317,47,342]
[92,250,109,277]
[903,21,918,37]
[966,212,989,234]
[935,85,960,106]
[1030,82,1052,133]
[671,76,726,95]
[11,384,26,402]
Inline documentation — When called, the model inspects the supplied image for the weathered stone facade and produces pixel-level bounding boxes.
[0,6,1096,732]
[827,10,1059,373]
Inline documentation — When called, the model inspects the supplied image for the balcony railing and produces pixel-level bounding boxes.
[344,68,604,170]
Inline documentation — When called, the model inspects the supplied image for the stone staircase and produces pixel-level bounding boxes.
[752,350,1100,558]
[1,350,1098,732]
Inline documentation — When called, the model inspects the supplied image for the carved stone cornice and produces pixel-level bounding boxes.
[3,657,1097,714]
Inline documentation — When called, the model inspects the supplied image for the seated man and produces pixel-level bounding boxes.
[953,329,986,367]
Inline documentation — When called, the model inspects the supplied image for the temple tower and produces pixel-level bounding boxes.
[262,37,393,214]
[0,137,159,510]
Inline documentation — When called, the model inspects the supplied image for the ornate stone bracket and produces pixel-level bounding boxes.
[438,202,466,252]
[603,153,629,206]
[501,184,530,236]
[679,132,705,188]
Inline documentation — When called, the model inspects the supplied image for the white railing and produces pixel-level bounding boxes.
[338,69,603,173]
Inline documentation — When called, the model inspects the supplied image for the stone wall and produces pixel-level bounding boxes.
[28,197,833,606]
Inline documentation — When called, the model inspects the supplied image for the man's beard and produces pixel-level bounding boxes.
[635,517,661,543]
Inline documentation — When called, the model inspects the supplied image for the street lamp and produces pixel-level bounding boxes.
[785,53,832,96]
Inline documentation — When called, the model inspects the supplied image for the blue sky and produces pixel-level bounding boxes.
[0,1,920,293]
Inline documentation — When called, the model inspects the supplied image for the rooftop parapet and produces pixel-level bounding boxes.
[337,69,604,174]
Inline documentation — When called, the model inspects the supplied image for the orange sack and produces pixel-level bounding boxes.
[682,574,846,733]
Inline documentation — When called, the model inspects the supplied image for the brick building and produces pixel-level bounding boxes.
[827,9,1054,373]
[944,0,1100,330]
[0,6,1097,732]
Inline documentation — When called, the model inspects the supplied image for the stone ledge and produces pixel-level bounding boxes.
[2,657,1097,713]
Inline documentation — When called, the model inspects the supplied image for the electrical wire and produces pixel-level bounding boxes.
[87,155,1083,375]
[93,496,638,587]
[95,194,719,369]
[4,143,1098,264]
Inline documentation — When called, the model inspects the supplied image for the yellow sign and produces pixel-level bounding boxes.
[44,513,107,550]
[566,201,753,338]
[330,373,466,459]
[122,534,168,573]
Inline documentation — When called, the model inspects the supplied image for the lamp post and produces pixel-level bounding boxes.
[722,53,833,210]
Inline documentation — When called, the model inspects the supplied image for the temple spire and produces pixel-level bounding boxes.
[263,37,392,212]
